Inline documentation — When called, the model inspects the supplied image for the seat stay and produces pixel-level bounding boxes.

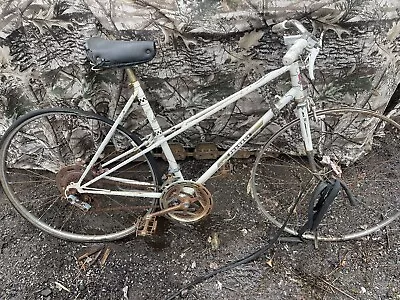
[77,87,139,186]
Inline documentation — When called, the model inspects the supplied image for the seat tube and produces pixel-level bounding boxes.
[126,68,183,179]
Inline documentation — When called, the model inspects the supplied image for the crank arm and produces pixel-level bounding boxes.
[145,202,188,219]
[136,202,189,236]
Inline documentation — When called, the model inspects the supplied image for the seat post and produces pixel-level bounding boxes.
[125,68,137,86]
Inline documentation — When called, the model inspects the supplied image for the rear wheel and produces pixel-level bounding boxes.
[0,108,162,242]
[251,108,400,241]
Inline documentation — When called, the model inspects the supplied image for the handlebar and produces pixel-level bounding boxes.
[272,20,309,35]
[272,20,320,78]
[282,38,308,65]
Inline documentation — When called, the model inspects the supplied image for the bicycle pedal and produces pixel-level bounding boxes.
[136,215,158,236]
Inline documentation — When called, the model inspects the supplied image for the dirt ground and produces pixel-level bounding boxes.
[0,158,399,300]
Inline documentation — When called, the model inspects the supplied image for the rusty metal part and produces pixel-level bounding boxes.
[56,163,157,192]
[55,163,157,207]
[233,150,252,159]
[136,196,195,234]
[55,165,88,194]
[159,181,213,223]
[147,201,188,218]
[136,215,158,236]
[161,143,187,161]
[193,143,219,160]
[154,142,259,161]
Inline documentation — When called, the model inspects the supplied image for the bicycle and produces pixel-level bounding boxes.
[1,20,399,242]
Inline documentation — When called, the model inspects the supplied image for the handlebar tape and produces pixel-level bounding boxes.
[271,21,288,33]
[282,38,308,65]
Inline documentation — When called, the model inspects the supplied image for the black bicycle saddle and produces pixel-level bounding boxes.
[85,37,156,69]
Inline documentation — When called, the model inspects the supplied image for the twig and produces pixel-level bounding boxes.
[326,250,349,277]
[100,248,112,267]
[381,213,391,249]
[73,292,81,300]
[223,211,237,222]
[319,278,356,300]
[222,285,238,292]
[54,281,71,292]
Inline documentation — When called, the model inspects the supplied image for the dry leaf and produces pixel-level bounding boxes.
[387,21,400,42]
[208,232,220,251]
[266,258,273,268]
[239,30,264,50]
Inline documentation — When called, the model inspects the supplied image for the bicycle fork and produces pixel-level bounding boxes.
[296,102,319,174]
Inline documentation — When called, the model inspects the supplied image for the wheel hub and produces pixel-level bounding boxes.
[55,165,89,194]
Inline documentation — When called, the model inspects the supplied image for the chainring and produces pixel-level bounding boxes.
[160,181,213,223]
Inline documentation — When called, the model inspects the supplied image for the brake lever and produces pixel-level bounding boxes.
[307,31,323,81]
[308,47,319,81]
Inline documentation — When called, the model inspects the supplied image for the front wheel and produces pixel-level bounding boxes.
[251,108,400,241]
[0,108,162,242]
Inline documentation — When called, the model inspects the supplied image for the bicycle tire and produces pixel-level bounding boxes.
[250,107,400,241]
[0,108,162,242]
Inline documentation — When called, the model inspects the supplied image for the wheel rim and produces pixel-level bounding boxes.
[251,108,400,241]
[0,109,160,242]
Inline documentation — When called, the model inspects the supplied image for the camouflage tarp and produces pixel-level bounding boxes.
[0,0,399,149]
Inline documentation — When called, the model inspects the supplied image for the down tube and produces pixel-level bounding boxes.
[196,88,297,184]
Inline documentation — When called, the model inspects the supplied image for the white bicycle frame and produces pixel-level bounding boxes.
[70,36,314,199]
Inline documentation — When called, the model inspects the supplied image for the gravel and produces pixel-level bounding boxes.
[0,159,399,299]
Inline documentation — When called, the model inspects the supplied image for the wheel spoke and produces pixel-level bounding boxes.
[0,108,161,242]
[251,108,400,241]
